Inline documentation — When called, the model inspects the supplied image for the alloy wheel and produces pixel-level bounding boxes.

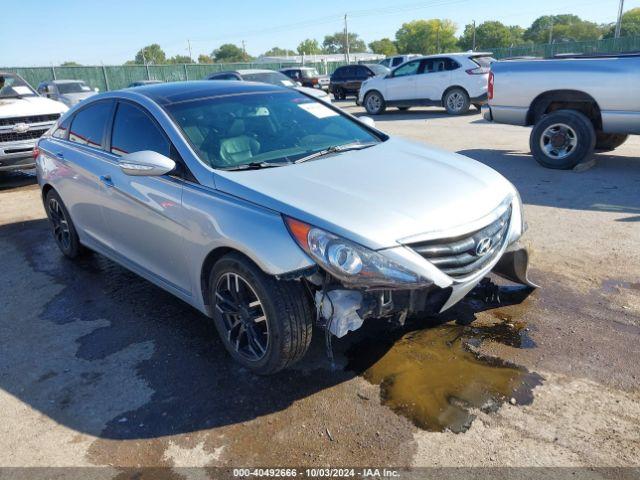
[447,92,466,113]
[214,272,269,362]
[366,93,381,113]
[540,123,578,160]
[48,198,71,250]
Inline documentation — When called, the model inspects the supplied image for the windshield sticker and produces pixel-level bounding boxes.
[13,86,32,95]
[297,102,338,119]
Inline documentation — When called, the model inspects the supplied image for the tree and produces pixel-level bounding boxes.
[395,19,458,55]
[60,61,82,67]
[134,44,166,65]
[459,21,524,50]
[604,8,640,38]
[297,39,323,55]
[198,54,213,64]
[263,46,296,57]
[211,43,252,63]
[524,15,603,44]
[168,55,194,64]
[322,32,367,54]
[369,38,398,56]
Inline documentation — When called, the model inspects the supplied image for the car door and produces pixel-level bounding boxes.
[52,100,115,247]
[385,59,422,101]
[98,100,192,295]
[415,58,454,102]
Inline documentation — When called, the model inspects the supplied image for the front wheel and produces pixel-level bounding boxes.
[333,87,346,100]
[443,88,470,115]
[45,189,85,259]
[209,253,313,375]
[364,91,386,115]
[530,109,596,170]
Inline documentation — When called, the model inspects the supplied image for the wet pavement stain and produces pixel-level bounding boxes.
[602,279,640,294]
[346,321,542,433]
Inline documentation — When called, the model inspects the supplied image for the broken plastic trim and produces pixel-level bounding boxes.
[492,246,539,288]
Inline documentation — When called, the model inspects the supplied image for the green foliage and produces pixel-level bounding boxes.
[368,38,398,56]
[322,32,367,54]
[395,19,458,55]
[212,44,252,63]
[197,54,213,64]
[134,44,166,65]
[297,39,323,55]
[263,47,297,57]
[60,61,82,67]
[524,15,604,43]
[604,8,640,38]
[168,55,194,64]
[459,21,525,50]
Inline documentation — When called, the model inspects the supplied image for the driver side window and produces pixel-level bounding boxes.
[393,60,420,78]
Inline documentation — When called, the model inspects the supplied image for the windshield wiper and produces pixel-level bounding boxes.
[219,161,287,171]
[294,142,377,164]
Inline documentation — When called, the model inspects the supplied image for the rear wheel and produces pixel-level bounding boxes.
[530,109,596,170]
[595,132,628,152]
[364,91,386,115]
[209,253,313,375]
[334,87,346,100]
[443,88,470,115]
[45,189,85,259]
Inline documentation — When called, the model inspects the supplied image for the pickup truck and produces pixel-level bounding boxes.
[482,54,640,169]
[0,72,67,172]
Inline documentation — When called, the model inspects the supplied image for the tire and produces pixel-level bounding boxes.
[443,88,471,115]
[364,91,386,115]
[209,253,313,375]
[530,109,596,170]
[334,87,345,100]
[473,103,482,111]
[44,189,85,259]
[398,107,410,111]
[595,132,628,152]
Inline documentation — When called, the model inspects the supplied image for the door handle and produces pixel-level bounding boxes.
[99,175,114,188]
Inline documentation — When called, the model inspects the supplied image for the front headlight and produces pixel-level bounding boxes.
[284,217,431,289]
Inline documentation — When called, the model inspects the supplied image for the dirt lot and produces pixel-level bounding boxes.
[1,103,639,477]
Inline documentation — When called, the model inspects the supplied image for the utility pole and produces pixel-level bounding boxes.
[548,18,554,44]
[187,39,193,62]
[436,24,441,53]
[241,40,247,61]
[344,14,350,64]
[615,0,625,38]
[472,20,477,51]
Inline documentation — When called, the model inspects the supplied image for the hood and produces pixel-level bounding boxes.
[0,96,68,118]
[214,137,514,250]
[59,91,97,106]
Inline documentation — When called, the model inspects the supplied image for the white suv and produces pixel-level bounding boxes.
[359,53,494,115]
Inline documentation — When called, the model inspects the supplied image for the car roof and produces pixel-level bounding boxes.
[130,80,287,105]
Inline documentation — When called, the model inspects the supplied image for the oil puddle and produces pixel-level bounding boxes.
[346,322,542,433]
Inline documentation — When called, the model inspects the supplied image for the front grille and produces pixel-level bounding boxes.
[0,114,60,127]
[409,206,512,280]
[0,129,48,144]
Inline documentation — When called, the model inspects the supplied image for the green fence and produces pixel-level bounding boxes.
[3,36,639,92]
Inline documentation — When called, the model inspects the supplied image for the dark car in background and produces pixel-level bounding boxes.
[280,67,330,91]
[329,64,390,100]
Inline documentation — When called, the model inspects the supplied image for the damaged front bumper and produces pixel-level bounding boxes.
[313,241,536,338]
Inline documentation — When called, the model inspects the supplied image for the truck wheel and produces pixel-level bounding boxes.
[530,110,596,170]
[334,87,346,100]
[45,189,86,259]
[595,133,628,153]
[443,88,470,115]
[209,253,313,375]
[364,91,386,115]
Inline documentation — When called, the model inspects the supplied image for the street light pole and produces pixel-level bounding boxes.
[344,14,350,63]
[615,0,625,38]
[472,20,477,51]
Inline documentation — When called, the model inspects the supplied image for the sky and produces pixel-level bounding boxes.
[1,0,638,66]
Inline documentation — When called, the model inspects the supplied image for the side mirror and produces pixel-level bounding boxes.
[296,81,302,87]
[360,116,376,128]
[118,150,175,176]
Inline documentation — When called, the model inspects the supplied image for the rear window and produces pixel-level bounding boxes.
[471,56,496,68]
[69,101,112,149]
[368,64,390,76]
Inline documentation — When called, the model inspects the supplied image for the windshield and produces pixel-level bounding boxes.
[0,73,37,98]
[368,65,390,76]
[243,72,295,87]
[56,82,91,94]
[166,90,382,169]
[301,69,319,78]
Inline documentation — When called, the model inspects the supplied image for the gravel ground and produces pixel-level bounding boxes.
[0,103,638,476]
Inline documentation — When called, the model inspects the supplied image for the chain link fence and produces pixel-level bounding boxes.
[3,36,639,92]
